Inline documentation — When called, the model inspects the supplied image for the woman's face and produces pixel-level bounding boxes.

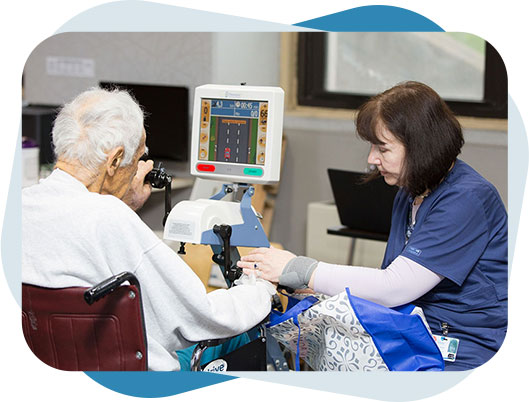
[367,124,406,186]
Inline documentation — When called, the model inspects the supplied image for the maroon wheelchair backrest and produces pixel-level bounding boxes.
[22,284,147,371]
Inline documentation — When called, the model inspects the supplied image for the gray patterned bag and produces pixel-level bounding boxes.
[268,290,440,371]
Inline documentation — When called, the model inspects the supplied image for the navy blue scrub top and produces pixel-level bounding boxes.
[382,159,508,370]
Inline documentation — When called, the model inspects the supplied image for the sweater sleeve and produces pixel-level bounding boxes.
[135,242,274,353]
[313,256,443,307]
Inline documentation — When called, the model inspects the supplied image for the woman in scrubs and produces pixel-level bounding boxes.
[237,81,508,370]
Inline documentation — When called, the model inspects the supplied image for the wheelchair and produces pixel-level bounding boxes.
[22,272,288,371]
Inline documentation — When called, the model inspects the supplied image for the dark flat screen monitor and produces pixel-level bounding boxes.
[99,82,189,162]
[22,104,60,165]
[328,168,398,236]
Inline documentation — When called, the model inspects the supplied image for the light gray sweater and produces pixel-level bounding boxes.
[22,169,273,370]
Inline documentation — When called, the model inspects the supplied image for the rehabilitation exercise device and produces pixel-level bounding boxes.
[159,84,285,371]
[163,84,284,287]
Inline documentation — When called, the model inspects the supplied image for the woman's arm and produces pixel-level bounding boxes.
[237,248,443,307]
[311,256,443,307]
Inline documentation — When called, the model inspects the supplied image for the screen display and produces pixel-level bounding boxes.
[198,98,268,165]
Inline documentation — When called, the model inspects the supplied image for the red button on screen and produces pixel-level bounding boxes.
[197,164,215,172]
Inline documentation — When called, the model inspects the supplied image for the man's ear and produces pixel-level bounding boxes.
[106,147,125,176]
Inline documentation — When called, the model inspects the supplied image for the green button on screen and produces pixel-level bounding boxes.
[244,167,263,176]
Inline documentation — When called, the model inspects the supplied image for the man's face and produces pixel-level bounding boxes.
[104,129,147,199]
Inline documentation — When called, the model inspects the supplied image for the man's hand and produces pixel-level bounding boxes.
[123,160,154,211]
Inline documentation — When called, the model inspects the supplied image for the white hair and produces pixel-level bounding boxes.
[52,87,144,173]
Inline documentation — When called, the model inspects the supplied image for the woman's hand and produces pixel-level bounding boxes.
[237,247,297,283]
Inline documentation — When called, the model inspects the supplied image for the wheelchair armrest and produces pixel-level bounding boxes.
[190,337,232,371]
[198,338,232,348]
[190,319,269,371]
[84,272,140,305]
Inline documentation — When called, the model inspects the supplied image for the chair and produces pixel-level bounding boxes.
[22,271,280,371]
[22,272,148,371]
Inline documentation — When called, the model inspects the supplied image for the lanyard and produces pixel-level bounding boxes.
[405,199,415,244]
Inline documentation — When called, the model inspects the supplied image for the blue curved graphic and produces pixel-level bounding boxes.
[85,372,235,398]
[295,5,443,31]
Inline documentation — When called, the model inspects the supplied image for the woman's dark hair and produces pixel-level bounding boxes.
[356,81,464,197]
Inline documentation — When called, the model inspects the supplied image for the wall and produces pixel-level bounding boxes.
[24,32,281,104]
[24,32,213,107]
[23,32,508,255]
[212,33,280,86]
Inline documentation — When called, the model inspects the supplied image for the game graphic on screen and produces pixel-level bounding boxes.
[198,98,268,165]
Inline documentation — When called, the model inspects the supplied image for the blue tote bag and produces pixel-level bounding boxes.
[268,289,444,371]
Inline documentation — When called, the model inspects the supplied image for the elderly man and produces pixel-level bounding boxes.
[22,88,274,371]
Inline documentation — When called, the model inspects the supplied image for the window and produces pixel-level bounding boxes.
[297,33,507,118]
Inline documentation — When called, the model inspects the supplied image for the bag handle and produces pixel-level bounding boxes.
[268,295,319,371]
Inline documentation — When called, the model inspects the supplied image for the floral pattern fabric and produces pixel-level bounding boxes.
[268,292,389,371]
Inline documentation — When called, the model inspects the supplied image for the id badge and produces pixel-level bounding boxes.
[432,334,459,362]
